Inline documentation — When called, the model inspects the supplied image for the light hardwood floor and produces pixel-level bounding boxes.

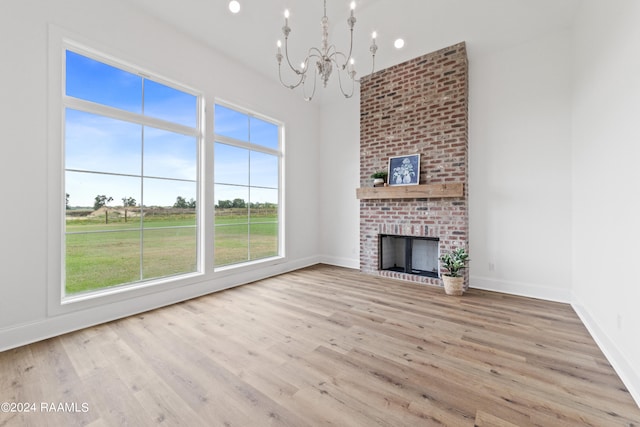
[1,264,639,426]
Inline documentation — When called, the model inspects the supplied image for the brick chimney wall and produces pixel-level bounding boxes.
[359,42,469,287]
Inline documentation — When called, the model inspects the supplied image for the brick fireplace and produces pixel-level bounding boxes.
[358,42,469,288]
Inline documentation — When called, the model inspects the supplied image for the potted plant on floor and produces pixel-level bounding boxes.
[439,247,469,296]
[370,170,388,187]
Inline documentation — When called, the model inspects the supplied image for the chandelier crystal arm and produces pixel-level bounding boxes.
[277,48,323,92]
[307,48,323,61]
[301,66,318,101]
[282,35,304,75]
[331,50,349,69]
[335,62,356,98]
[282,35,325,75]
[342,14,356,68]
[277,62,305,90]
[369,34,378,74]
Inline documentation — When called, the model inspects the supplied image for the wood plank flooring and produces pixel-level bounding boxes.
[1,264,639,426]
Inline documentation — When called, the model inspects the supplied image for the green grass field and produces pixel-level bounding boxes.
[65,210,278,295]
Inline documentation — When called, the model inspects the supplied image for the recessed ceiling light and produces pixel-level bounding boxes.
[229,1,240,14]
[394,38,405,49]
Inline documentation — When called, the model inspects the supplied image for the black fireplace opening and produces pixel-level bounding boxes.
[379,234,440,278]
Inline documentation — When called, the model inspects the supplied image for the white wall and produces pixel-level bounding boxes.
[468,31,574,302]
[0,0,321,350]
[571,0,640,405]
[318,90,361,268]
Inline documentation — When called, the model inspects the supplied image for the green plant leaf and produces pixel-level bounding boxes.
[439,247,469,277]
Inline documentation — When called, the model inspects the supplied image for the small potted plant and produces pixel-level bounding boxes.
[370,170,388,187]
[439,247,469,296]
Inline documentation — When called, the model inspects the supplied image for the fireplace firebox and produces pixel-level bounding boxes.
[379,234,440,278]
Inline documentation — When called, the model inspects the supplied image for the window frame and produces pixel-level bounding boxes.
[213,100,285,271]
[47,29,286,318]
[48,32,206,313]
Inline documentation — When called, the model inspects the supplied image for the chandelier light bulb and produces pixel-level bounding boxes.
[284,9,290,19]
[372,31,377,39]
[228,1,240,14]
[350,2,356,11]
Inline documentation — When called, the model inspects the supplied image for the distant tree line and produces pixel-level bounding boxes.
[215,199,277,209]
[66,194,197,210]
[66,194,274,212]
[173,196,196,209]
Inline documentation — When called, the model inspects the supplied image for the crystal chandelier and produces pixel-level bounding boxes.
[276,0,378,101]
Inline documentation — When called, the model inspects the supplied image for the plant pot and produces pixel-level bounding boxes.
[373,178,385,186]
[442,275,464,296]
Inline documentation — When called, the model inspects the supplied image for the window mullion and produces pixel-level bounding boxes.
[64,96,197,137]
[214,135,279,156]
[247,148,251,262]
[139,97,145,282]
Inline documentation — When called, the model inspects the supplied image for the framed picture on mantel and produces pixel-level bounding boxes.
[388,154,420,186]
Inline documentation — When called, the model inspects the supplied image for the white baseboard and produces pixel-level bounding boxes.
[319,255,359,269]
[571,301,640,408]
[0,256,320,353]
[470,275,572,303]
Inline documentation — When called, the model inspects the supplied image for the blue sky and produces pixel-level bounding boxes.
[214,104,279,151]
[65,51,279,208]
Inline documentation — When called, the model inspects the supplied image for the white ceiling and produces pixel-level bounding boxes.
[126,0,580,102]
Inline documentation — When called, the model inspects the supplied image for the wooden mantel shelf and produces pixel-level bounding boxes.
[356,183,463,200]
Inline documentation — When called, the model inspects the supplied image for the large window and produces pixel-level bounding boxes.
[214,104,281,267]
[64,49,200,295]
